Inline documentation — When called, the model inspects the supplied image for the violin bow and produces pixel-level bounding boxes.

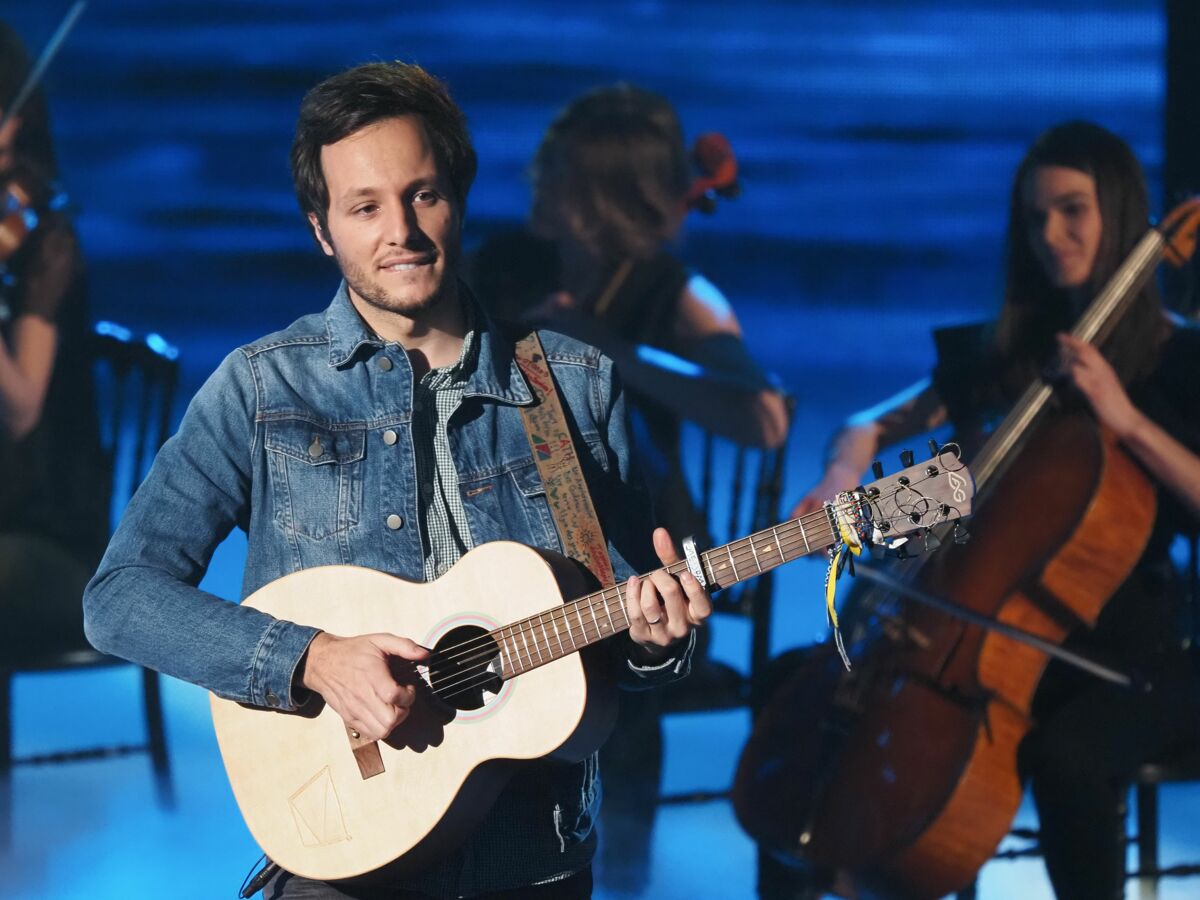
[0,2,89,130]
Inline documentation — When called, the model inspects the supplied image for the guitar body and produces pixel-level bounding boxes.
[207,454,972,883]
[210,541,614,882]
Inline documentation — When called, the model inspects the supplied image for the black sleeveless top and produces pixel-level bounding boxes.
[931,320,1200,675]
[0,214,110,568]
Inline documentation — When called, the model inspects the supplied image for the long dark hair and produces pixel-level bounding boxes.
[995,121,1165,394]
[530,84,689,266]
[0,21,58,181]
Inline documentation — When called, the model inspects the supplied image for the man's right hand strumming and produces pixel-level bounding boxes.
[299,632,431,741]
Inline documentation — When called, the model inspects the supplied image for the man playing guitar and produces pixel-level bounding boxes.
[84,61,712,899]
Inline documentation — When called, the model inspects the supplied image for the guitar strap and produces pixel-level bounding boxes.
[513,331,617,589]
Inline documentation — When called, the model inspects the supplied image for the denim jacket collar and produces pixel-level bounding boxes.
[322,280,532,406]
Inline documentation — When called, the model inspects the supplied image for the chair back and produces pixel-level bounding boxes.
[89,322,180,525]
[687,397,793,708]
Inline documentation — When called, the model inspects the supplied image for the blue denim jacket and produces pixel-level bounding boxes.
[84,283,691,892]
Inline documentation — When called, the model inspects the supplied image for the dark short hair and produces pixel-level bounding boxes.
[530,84,689,262]
[290,61,477,235]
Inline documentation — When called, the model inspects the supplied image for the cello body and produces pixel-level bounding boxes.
[733,412,1156,898]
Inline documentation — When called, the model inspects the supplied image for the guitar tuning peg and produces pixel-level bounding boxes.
[871,460,884,480]
[928,439,940,456]
[899,449,915,468]
[953,523,970,544]
[923,529,942,553]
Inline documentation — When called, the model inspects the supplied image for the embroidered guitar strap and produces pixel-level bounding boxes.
[513,331,616,589]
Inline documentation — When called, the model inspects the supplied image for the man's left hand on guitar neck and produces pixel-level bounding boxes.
[624,527,713,665]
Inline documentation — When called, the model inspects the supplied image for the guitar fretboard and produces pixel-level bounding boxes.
[493,515,838,679]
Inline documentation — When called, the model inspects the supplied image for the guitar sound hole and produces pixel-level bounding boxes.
[428,625,503,711]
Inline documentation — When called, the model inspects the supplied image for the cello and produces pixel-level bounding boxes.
[732,197,1200,899]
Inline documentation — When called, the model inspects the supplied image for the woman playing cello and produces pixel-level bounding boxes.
[791,121,1200,899]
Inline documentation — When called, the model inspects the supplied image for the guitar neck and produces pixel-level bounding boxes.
[494,514,837,679]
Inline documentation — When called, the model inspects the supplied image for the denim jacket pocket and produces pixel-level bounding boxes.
[265,418,366,540]
[504,460,560,551]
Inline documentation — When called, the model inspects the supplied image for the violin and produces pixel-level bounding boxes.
[0,165,66,263]
[0,2,87,318]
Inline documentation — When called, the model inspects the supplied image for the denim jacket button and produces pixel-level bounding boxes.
[386,514,404,530]
[265,691,280,707]
[377,356,393,371]
[382,429,398,446]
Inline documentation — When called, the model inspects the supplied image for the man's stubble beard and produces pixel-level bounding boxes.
[336,248,455,320]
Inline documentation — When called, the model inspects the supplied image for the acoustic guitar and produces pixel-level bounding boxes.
[210,450,974,881]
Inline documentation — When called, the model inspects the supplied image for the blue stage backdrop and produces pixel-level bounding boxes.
[3,4,1189,900]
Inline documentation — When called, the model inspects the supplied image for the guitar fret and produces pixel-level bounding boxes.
[539,616,551,661]
[563,604,578,649]
[797,519,811,554]
[602,590,616,634]
[748,537,762,572]
[727,544,739,584]
[519,628,533,671]
[771,525,786,562]
[588,598,601,637]
[552,614,564,656]
[499,630,513,676]
[575,605,586,639]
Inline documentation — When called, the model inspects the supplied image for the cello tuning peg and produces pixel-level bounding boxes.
[953,523,970,544]
[899,449,915,468]
[871,460,884,480]
[928,439,940,456]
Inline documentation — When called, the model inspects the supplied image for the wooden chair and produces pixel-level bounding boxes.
[658,408,792,805]
[0,322,180,847]
[1124,529,1200,895]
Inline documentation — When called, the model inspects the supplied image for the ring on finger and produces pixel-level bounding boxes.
[646,616,662,626]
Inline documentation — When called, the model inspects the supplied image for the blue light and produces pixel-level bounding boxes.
[95,320,132,342]
[145,332,180,360]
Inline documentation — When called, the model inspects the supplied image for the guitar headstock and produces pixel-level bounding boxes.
[831,445,974,554]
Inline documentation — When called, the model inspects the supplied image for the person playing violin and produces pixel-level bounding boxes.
[0,21,108,665]
[792,121,1200,900]
[472,83,790,892]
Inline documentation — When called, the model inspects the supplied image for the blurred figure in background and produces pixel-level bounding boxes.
[0,21,108,665]
[474,83,789,893]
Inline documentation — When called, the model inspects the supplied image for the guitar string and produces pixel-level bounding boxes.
[426,493,961,703]
[422,477,963,695]
[427,492,964,702]
[423,471,959,678]
[422,504,845,681]
[430,504,962,705]
[424,519,842,703]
